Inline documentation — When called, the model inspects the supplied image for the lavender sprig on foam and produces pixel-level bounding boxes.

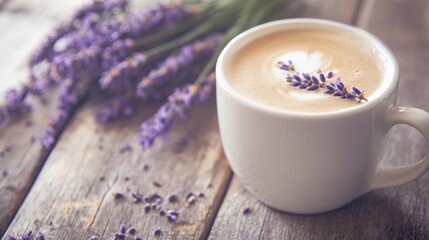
[281,61,367,102]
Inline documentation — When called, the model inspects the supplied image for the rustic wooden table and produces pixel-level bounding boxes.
[1,0,428,239]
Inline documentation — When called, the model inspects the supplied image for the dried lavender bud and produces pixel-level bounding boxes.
[144,203,151,213]
[88,236,98,240]
[135,33,222,99]
[327,71,334,79]
[242,207,251,215]
[143,164,150,171]
[136,73,215,148]
[153,181,162,188]
[134,237,142,240]
[167,214,177,222]
[2,169,8,177]
[6,236,18,240]
[20,233,30,240]
[119,223,127,234]
[159,209,166,216]
[115,233,126,239]
[198,192,205,198]
[127,227,137,235]
[119,144,132,153]
[352,87,362,95]
[113,192,125,200]
[187,195,197,204]
[167,210,179,217]
[168,194,178,203]
[153,228,162,236]
[36,231,46,240]
[131,192,144,203]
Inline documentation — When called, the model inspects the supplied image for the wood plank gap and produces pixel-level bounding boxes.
[200,167,233,239]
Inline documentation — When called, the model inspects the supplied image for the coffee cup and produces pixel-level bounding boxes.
[216,18,429,214]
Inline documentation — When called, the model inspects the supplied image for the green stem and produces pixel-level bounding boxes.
[134,3,216,48]
[195,0,267,83]
[144,4,239,59]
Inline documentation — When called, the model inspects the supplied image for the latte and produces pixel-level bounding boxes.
[226,27,386,112]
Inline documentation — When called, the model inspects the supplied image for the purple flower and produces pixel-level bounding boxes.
[135,33,221,99]
[0,87,31,124]
[99,53,147,89]
[95,93,135,123]
[136,73,215,148]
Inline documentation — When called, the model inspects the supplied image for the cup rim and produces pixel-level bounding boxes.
[216,18,399,118]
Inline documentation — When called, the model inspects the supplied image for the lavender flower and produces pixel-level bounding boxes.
[95,93,135,123]
[37,79,88,149]
[99,52,147,90]
[281,61,367,102]
[135,33,222,99]
[0,87,30,124]
[29,0,128,68]
[136,72,215,148]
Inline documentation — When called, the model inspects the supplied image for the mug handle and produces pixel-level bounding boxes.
[368,106,429,191]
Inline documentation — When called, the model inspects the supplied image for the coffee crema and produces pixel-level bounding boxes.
[226,27,385,113]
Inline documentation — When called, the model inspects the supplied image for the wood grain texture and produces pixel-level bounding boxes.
[208,0,429,239]
[0,0,91,235]
[3,94,231,239]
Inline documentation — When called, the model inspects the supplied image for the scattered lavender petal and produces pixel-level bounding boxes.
[115,232,126,239]
[242,207,251,215]
[36,231,45,240]
[154,228,162,236]
[168,194,178,203]
[127,227,137,235]
[113,192,125,200]
[119,144,132,153]
[119,223,127,234]
[167,214,177,222]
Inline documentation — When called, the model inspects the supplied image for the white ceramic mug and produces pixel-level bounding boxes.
[216,19,429,214]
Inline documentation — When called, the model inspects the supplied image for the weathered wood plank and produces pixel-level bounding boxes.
[0,0,90,235]
[4,94,231,239]
[208,0,429,239]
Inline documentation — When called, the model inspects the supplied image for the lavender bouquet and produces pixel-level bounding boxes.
[0,0,286,150]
